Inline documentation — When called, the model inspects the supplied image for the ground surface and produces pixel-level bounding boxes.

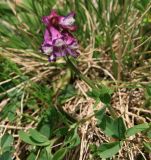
[0,0,151,160]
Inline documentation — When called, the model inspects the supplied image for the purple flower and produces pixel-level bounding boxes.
[58,12,77,31]
[42,10,59,27]
[41,10,79,61]
[42,10,77,32]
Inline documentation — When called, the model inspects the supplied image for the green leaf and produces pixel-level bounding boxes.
[0,134,14,159]
[126,123,150,137]
[37,107,60,138]
[38,148,50,160]
[54,127,68,137]
[27,152,36,160]
[57,84,76,104]
[87,89,100,100]
[95,107,106,122]
[45,145,54,160]
[27,139,56,160]
[37,124,51,139]
[113,117,126,139]
[52,148,67,160]
[143,142,151,152]
[19,130,40,146]
[147,130,151,138]
[0,151,12,160]
[87,85,113,104]
[18,130,50,146]
[64,127,80,148]
[96,141,122,159]
[99,93,111,104]
[99,116,126,139]
[29,129,49,143]
[98,85,113,104]
[99,115,114,137]
[0,134,13,153]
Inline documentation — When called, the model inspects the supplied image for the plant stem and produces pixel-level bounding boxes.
[107,104,118,119]
[65,56,118,119]
[65,56,98,90]
[21,113,38,122]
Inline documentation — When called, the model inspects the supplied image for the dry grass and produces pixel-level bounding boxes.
[0,45,151,159]
[0,0,151,159]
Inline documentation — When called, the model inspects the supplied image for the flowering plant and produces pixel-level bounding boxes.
[41,10,117,118]
[41,10,79,61]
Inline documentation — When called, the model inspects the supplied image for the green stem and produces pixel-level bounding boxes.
[65,56,118,119]
[77,114,95,125]
[65,56,98,90]
[21,113,38,122]
[107,104,118,119]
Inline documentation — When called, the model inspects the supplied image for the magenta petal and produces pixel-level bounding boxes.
[53,47,66,57]
[66,25,77,31]
[42,16,50,25]
[41,28,52,52]
[64,33,74,45]
[41,45,53,55]
[48,10,60,26]
[42,10,59,26]
[59,12,77,31]
[41,10,79,62]
[50,26,62,40]
[49,10,58,18]
[61,25,77,32]
[65,34,76,45]
[63,32,78,49]
[49,54,56,62]
[67,12,76,18]
[49,26,64,46]
[43,28,51,42]
[54,50,65,57]
[59,12,75,26]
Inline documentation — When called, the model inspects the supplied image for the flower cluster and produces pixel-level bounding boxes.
[41,10,79,61]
